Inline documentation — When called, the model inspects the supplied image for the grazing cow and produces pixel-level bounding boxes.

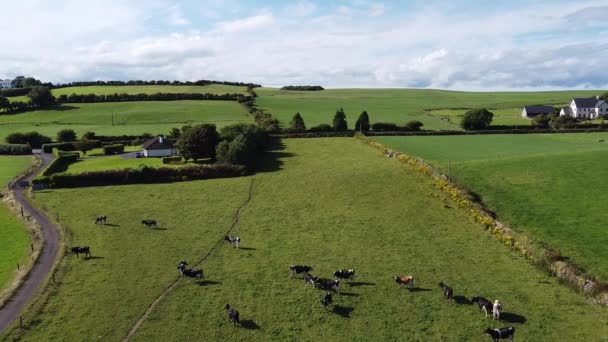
[493,300,502,321]
[471,297,493,318]
[315,279,341,295]
[224,304,240,326]
[438,282,453,301]
[224,236,240,248]
[70,246,91,258]
[289,265,313,277]
[177,261,188,275]
[333,269,355,281]
[182,268,204,280]
[321,292,333,308]
[141,220,157,228]
[303,273,318,287]
[484,327,515,341]
[394,275,415,290]
[94,215,107,225]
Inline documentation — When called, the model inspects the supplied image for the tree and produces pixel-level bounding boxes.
[169,127,181,139]
[461,108,494,130]
[23,77,41,88]
[57,129,77,142]
[216,134,257,168]
[549,114,578,129]
[6,131,51,148]
[355,111,371,132]
[176,123,219,161]
[404,120,424,131]
[532,115,550,128]
[74,139,97,156]
[332,108,348,131]
[27,86,55,108]
[599,92,608,100]
[12,76,25,88]
[82,131,96,140]
[289,112,306,131]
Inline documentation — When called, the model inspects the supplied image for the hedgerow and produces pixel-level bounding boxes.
[0,143,32,155]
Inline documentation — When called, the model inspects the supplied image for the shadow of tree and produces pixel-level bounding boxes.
[255,140,295,174]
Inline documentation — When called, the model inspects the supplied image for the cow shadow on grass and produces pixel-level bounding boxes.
[338,292,359,297]
[239,247,256,251]
[103,224,120,227]
[453,295,471,305]
[500,312,527,324]
[83,256,105,261]
[196,280,221,287]
[408,287,432,293]
[349,282,375,287]
[332,305,354,318]
[255,141,295,174]
[240,319,261,330]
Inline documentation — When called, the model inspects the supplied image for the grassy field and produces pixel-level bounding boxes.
[377,133,608,280]
[256,88,601,129]
[7,138,608,341]
[0,156,34,291]
[0,101,252,142]
[52,84,249,97]
[428,108,534,126]
[64,156,201,174]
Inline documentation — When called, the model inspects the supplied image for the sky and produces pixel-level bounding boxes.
[1,0,608,90]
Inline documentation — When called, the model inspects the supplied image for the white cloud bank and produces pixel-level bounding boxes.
[1,1,607,90]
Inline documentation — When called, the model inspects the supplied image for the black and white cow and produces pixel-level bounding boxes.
[484,327,515,342]
[177,261,188,275]
[438,282,453,301]
[471,297,493,318]
[182,268,204,280]
[315,279,341,295]
[224,236,240,248]
[95,215,107,225]
[225,304,240,326]
[303,273,318,287]
[321,292,333,308]
[290,265,313,277]
[333,269,355,281]
[70,246,91,258]
[141,219,157,228]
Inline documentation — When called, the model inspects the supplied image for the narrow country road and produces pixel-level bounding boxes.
[0,152,58,332]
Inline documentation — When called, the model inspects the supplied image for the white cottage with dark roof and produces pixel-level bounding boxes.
[560,97,608,119]
[141,136,178,157]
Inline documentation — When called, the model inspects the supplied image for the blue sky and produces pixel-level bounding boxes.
[1,0,608,90]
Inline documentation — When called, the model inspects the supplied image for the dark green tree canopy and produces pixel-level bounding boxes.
[57,129,77,142]
[461,108,494,130]
[0,96,9,112]
[176,123,219,161]
[289,112,306,131]
[332,107,348,131]
[28,86,55,108]
[404,120,424,131]
[355,111,371,132]
[532,114,550,128]
[74,139,98,156]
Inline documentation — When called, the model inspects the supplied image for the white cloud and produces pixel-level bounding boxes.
[215,12,274,33]
[289,1,317,17]
[168,5,191,26]
[369,4,385,17]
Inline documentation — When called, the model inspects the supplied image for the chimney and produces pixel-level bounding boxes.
[159,136,164,144]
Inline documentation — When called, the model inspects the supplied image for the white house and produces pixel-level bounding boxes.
[522,105,554,118]
[141,136,178,157]
[560,97,608,119]
[0,79,14,89]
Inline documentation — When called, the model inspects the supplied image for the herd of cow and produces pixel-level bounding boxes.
[77,217,516,340]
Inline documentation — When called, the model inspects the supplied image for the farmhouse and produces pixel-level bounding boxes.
[521,105,554,118]
[560,97,608,119]
[141,136,178,157]
[0,79,14,89]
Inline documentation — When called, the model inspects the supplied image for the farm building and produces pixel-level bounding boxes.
[0,79,14,89]
[560,97,608,119]
[521,105,554,118]
[141,136,178,157]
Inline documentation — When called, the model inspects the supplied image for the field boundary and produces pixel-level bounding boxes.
[122,177,256,341]
[357,135,608,306]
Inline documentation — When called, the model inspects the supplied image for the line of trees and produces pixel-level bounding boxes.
[280,86,324,91]
[50,79,261,89]
[56,92,248,104]
[284,109,425,133]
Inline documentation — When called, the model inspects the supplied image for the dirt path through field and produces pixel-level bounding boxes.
[122,177,256,341]
[0,152,58,332]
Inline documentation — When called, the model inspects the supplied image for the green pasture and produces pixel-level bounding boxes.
[377,133,608,279]
[8,138,608,341]
[0,156,34,291]
[52,84,248,97]
[65,156,200,174]
[428,108,533,126]
[256,88,600,128]
[0,101,252,142]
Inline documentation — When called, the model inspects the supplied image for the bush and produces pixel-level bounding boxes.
[34,164,247,188]
[28,86,55,107]
[404,120,424,131]
[355,111,371,132]
[7,131,52,148]
[57,129,77,142]
[280,86,324,91]
[289,112,306,131]
[461,109,494,130]
[162,156,183,164]
[42,142,76,153]
[0,88,30,97]
[309,124,333,132]
[176,124,219,161]
[43,153,79,176]
[332,108,348,131]
[0,144,32,155]
[550,115,578,129]
[372,122,399,131]
[103,144,125,155]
